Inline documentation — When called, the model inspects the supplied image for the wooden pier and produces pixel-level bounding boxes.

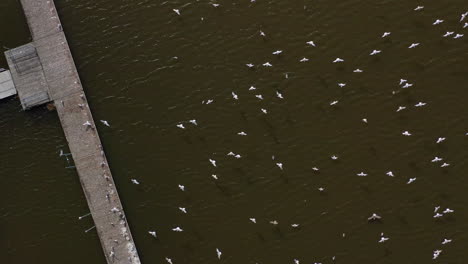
[4,0,141,263]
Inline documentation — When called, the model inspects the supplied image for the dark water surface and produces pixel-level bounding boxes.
[1,0,468,263]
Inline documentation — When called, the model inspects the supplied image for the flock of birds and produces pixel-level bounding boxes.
[91,3,468,264]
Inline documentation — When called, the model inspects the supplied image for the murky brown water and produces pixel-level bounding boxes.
[1,0,468,263]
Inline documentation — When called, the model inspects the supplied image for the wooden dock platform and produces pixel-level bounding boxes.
[0,70,17,99]
[7,0,142,263]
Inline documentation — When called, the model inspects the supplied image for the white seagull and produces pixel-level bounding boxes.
[262,62,272,67]
[165,257,173,264]
[261,108,268,114]
[237,131,247,136]
[100,120,110,127]
[396,106,407,112]
[408,43,420,49]
[357,172,368,177]
[178,184,185,191]
[378,236,389,243]
[407,178,416,184]
[453,34,464,39]
[431,157,443,162]
[338,83,346,87]
[173,9,180,15]
[272,50,283,55]
[442,31,454,37]
[172,227,183,232]
[131,179,140,185]
[436,137,446,143]
[353,69,363,73]
[148,231,157,238]
[333,58,344,63]
[415,102,426,107]
[249,218,256,223]
[433,250,442,260]
[232,91,238,100]
[433,19,444,25]
[246,63,254,68]
[248,86,256,91]
[276,163,283,170]
[179,207,187,214]
[370,50,381,55]
[189,119,197,125]
[330,100,339,106]
[442,238,452,245]
[382,32,391,38]
[176,124,185,129]
[402,83,412,88]
[402,131,412,136]
[368,213,381,221]
[216,248,222,259]
[209,159,217,167]
[386,171,394,177]
[440,163,450,168]
[399,79,407,85]
[83,121,92,126]
[306,41,316,47]
[276,91,284,99]
[299,57,309,62]
[255,94,264,100]
[414,6,424,11]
